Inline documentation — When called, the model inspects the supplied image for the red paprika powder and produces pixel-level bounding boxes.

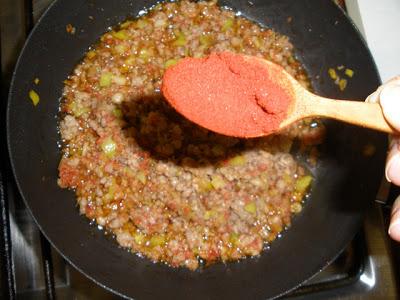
[162,51,293,137]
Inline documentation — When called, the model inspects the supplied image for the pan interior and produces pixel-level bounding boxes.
[7,0,385,299]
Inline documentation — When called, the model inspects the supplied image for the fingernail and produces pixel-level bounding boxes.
[386,155,400,185]
[380,84,400,131]
[385,140,400,184]
[391,195,400,217]
[389,211,400,241]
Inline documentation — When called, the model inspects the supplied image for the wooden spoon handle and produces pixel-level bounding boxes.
[306,96,395,134]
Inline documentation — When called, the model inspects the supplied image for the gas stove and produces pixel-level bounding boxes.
[0,0,399,299]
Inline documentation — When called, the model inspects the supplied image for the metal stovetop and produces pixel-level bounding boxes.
[0,0,399,299]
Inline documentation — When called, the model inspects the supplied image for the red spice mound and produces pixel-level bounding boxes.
[162,51,293,137]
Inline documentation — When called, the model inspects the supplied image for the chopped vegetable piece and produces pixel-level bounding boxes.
[204,210,216,220]
[69,101,89,117]
[345,68,354,78]
[29,90,40,106]
[87,51,96,59]
[165,59,178,68]
[253,36,263,49]
[125,56,135,65]
[229,232,239,245]
[291,202,302,213]
[339,78,347,91]
[139,49,150,61]
[150,234,166,247]
[104,179,117,202]
[222,18,234,31]
[295,175,312,193]
[199,34,213,47]
[112,75,127,85]
[173,32,186,46]
[66,24,76,34]
[112,30,128,40]
[112,108,123,118]
[120,20,133,28]
[211,175,226,189]
[136,19,148,29]
[229,155,246,166]
[114,44,127,55]
[134,232,146,244]
[34,78,40,85]
[244,202,257,214]
[101,137,117,158]
[137,171,147,184]
[328,68,337,80]
[198,178,214,192]
[99,72,112,87]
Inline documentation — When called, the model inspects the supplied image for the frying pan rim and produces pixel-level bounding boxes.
[6,0,382,299]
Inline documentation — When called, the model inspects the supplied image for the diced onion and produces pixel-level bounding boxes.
[101,137,117,158]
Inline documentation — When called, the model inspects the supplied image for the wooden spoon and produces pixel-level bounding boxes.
[263,58,395,135]
[162,52,395,137]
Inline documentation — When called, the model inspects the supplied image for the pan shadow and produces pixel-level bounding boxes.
[119,95,297,168]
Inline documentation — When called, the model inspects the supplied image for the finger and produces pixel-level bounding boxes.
[385,138,400,185]
[389,195,400,241]
[365,76,400,104]
[384,75,400,85]
[380,83,400,131]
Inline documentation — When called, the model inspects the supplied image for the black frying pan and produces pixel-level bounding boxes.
[7,0,386,299]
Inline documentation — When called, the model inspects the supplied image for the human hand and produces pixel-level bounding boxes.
[366,77,400,241]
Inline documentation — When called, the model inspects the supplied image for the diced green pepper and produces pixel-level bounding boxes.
[229,232,239,245]
[204,210,216,220]
[99,72,112,87]
[29,90,40,106]
[222,18,234,31]
[173,31,186,46]
[120,20,133,29]
[199,34,213,47]
[345,68,354,78]
[112,30,128,40]
[69,101,89,117]
[328,68,337,80]
[137,171,147,184]
[198,178,214,193]
[150,234,166,247]
[112,108,123,118]
[164,59,178,68]
[229,155,246,166]
[87,50,96,59]
[134,232,146,245]
[339,78,347,91]
[295,175,313,193]
[244,202,257,214]
[211,175,226,189]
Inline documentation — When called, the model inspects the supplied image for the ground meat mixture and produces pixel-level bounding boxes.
[58,0,324,270]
